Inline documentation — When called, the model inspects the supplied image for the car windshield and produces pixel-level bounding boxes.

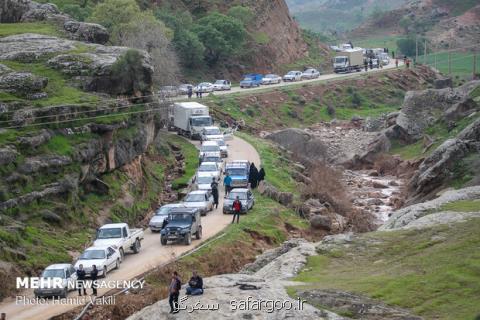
[168,213,192,222]
[202,157,220,163]
[198,83,210,87]
[214,80,224,84]
[201,145,220,152]
[80,250,106,260]
[265,74,274,78]
[179,84,191,89]
[197,176,214,184]
[228,192,247,200]
[96,228,121,239]
[226,168,246,176]
[199,164,217,172]
[287,71,297,75]
[185,194,206,202]
[161,86,176,91]
[216,140,226,146]
[191,117,212,127]
[42,269,65,278]
[205,128,221,135]
[243,77,253,81]
[155,207,172,216]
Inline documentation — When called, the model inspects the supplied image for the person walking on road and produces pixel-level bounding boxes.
[186,271,204,296]
[224,172,232,195]
[195,90,199,98]
[369,58,373,70]
[406,58,410,69]
[169,271,182,314]
[187,86,193,99]
[232,196,242,224]
[364,59,368,72]
[91,265,98,296]
[211,177,219,209]
[76,264,87,296]
[258,166,265,183]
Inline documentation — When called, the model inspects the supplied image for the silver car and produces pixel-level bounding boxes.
[182,190,214,216]
[223,188,255,214]
[195,82,214,93]
[34,264,78,298]
[283,71,302,82]
[262,74,282,85]
[302,68,320,79]
[149,204,186,232]
[212,80,231,91]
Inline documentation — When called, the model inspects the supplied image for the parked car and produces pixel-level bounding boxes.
[178,84,193,95]
[212,80,231,91]
[201,126,224,141]
[262,74,282,85]
[74,246,121,278]
[93,223,144,260]
[200,152,223,170]
[149,204,186,232]
[223,188,255,214]
[198,161,221,180]
[199,140,220,159]
[216,139,228,158]
[34,264,77,298]
[240,74,263,88]
[194,173,216,191]
[181,190,214,216]
[159,86,179,98]
[160,208,202,245]
[224,161,250,188]
[302,68,320,79]
[378,52,390,66]
[195,82,214,93]
[283,71,302,81]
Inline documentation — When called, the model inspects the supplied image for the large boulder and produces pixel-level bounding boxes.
[0,146,18,165]
[18,155,72,174]
[0,71,47,96]
[63,21,109,45]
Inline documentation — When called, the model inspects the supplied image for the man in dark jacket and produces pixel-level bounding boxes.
[232,196,242,224]
[186,271,204,295]
[211,178,219,209]
[76,264,87,296]
[91,265,98,296]
[169,271,182,313]
[258,166,265,183]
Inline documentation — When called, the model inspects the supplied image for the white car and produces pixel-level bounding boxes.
[34,264,77,298]
[182,190,214,215]
[283,71,302,82]
[262,74,282,85]
[149,203,186,232]
[302,68,320,79]
[199,140,220,159]
[158,86,179,98]
[194,174,216,191]
[216,139,228,158]
[198,161,221,180]
[212,80,231,91]
[200,152,223,171]
[194,82,214,93]
[178,84,193,95]
[75,246,121,278]
[201,126,224,141]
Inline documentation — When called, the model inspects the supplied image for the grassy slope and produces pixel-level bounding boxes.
[0,22,62,37]
[289,215,480,320]
[166,134,199,190]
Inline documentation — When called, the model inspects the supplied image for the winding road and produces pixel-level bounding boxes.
[0,135,260,320]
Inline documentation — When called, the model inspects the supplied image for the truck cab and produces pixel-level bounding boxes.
[160,208,202,245]
[174,102,213,139]
[94,223,144,260]
[225,161,250,188]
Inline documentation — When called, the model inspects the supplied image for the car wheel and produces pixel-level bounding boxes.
[196,226,202,240]
[185,233,192,245]
[119,248,124,261]
[116,258,120,270]
[161,236,167,245]
[133,239,141,253]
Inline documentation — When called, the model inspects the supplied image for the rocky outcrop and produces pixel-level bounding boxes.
[390,81,480,142]
[18,129,54,148]
[127,239,344,320]
[0,145,18,165]
[408,118,480,201]
[18,155,72,174]
[257,181,294,206]
[380,185,480,230]
[0,0,109,44]
[0,69,48,97]
[0,34,153,96]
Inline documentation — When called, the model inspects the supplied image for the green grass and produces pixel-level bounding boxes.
[439,200,480,212]
[0,60,99,106]
[252,32,270,45]
[0,22,62,37]
[420,51,477,80]
[353,35,406,55]
[164,134,198,190]
[290,218,480,320]
[235,132,299,195]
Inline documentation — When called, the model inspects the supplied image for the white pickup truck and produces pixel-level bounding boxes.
[93,223,144,260]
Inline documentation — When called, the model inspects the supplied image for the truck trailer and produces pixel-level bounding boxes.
[173,102,213,139]
[333,48,364,73]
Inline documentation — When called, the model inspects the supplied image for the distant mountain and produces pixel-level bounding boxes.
[286,0,407,33]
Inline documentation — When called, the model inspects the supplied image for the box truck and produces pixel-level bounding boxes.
[333,48,364,73]
[173,102,213,139]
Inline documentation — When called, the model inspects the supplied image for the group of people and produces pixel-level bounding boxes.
[169,270,204,314]
[248,163,265,189]
[76,264,98,296]
[186,86,204,99]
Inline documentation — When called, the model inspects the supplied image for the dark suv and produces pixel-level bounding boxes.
[160,208,202,245]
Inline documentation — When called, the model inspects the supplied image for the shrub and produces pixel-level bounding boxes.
[327,104,336,117]
[110,49,151,95]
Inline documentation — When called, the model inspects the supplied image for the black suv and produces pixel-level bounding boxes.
[160,208,202,245]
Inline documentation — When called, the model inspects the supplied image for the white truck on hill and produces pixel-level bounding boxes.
[333,48,364,73]
[94,223,144,260]
[173,102,213,140]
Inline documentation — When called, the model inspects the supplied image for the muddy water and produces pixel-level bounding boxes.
[344,170,403,225]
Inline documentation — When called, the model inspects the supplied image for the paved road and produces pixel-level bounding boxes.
[0,135,260,320]
[176,61,403,100]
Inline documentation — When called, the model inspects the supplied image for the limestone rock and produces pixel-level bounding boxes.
[434,77,452,89]
[0,71,47,96]
[63,21,109,44]
[18,129,54,148]
[309,214,331,230]
[18,155,72,174]
[0,146,18,165]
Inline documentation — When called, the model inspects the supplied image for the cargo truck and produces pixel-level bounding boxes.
[173,102,213,139]
[333,48,363,73]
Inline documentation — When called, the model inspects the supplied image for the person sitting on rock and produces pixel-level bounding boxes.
[186,271,203,296]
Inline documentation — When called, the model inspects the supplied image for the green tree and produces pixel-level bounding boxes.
[173,29,205,67]
[397,37,424,57]
[63,4,92,22]
[193,12,246,65]
[111,49,150,96]
[89,0,141,38]
[227,6,254,26]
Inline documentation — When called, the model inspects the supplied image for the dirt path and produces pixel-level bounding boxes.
[0,136,260,320]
